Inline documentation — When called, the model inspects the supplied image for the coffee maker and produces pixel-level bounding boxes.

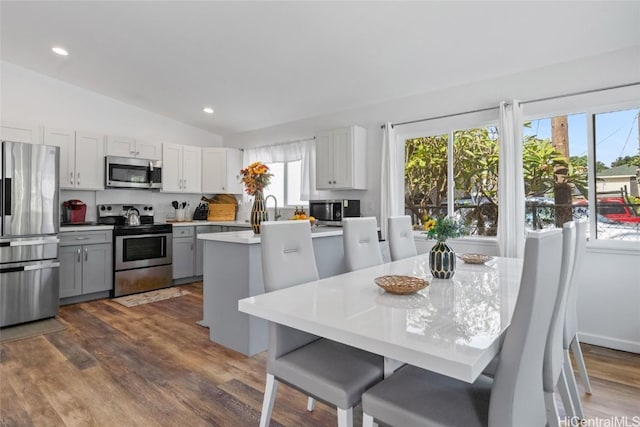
[63,200,87,224]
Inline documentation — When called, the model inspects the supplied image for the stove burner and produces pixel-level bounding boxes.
[97,203,155,226]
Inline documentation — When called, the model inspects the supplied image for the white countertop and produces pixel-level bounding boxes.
[198,226,344,244]
[60,225,114,232]
[239,255,523,383]
[167,220,252,228]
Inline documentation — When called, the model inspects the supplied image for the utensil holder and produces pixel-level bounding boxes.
[176,208,185,221]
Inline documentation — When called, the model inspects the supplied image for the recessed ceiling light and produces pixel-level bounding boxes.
[203,107,214,114]
[52,46,68,56]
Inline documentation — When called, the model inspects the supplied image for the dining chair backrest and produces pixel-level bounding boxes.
[388,216,418,261]
[261,221,320,360]
[343,217,383,271]
[543,221,576,391]
[564,219,587,349]
[489,228,563,427]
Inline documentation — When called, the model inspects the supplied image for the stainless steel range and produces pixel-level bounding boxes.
[98,204,172,297]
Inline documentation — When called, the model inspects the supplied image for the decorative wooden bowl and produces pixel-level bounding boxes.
[374,275,429,295]
[458,253,494,264]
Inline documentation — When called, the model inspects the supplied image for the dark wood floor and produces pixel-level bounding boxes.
[1,282,638,426]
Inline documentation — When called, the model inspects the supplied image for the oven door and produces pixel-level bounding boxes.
[115,233,172,270]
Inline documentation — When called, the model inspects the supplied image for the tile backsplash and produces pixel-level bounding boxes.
[60,189,240,223]
[60,190,308,224]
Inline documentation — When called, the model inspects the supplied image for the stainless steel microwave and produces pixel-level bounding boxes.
[309,199,360,226]
[105,156,162,189]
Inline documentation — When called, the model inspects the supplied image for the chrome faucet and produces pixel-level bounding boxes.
[264,195,281,221]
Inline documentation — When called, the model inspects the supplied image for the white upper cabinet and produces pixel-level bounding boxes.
[75,132,105,190]
[162,143,202,194]
[106,135,161,160]
[201,147,243,194]
[135,140,162,160]
[315,125,367,190]
[1,121,41,144]
[44,128,104,190]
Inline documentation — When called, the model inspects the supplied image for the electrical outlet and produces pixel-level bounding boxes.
[366,200,374,213]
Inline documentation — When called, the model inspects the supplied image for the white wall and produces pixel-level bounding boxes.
[0,60,223,147]
[224,47,640,353]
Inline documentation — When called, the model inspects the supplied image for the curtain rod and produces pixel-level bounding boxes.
[251,136,316,150]
[381,81,640,129]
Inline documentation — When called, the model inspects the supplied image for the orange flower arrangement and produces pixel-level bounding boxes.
[240,161,273,196]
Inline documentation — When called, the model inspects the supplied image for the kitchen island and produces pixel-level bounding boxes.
[198,226,346,356]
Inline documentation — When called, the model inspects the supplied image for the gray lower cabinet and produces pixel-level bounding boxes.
[223,226,249,232]
[60,231,112,299]
[173,224,239,280]
[173,226,195,279]
[195,225,222,276]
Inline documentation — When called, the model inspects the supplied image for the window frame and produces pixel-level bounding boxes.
[522,99,640,250]
[398,113,500,237]
[398,96,639,249]
[264,159,307,208]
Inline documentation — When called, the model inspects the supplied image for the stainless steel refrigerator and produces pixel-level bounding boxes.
[1,141,60,327]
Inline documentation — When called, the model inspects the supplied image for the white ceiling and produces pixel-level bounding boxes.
[1,1,639,136]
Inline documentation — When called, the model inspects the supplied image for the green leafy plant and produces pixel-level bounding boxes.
[422,216,467,242]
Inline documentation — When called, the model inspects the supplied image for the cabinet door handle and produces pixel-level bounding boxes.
[77,172,80,186]
[77,248,81,262]
[136,151,140,156]
[70,172,74,185]
[84,247,88,261]
[190,243,193,251]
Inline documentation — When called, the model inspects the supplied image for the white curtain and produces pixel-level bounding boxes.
[497,101,525,258]
[243,138,315,201]
[380,122,404,240]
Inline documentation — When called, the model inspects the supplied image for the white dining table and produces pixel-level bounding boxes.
[238,253,523,383]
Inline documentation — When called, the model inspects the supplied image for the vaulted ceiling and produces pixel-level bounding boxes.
[1,1,639,135]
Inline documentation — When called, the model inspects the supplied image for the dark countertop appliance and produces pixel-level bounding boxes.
[98,204,172,297]
[309,199,360,226]
[1,141,60,327]
[63,199,87,224]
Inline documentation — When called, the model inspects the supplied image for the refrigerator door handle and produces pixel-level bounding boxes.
[0,262,60,273]
[3,177,10,216]
[0,237,60,247]
[23,262,60,271]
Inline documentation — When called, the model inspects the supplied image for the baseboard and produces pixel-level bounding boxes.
[580,332,640,354]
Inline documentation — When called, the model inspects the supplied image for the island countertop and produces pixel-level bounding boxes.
[197,226,343,244]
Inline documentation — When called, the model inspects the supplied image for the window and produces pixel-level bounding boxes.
[522,113,588,230]
[263,160,306,207]
[523,107,640,241]
[404,125,498,236]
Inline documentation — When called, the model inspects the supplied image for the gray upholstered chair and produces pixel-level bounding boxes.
[361,228,564,427]
[544,222,577,426]
[563,219,591,419]
[259,221,384,427]
[387,215,417,261]
[342,217,383,271]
